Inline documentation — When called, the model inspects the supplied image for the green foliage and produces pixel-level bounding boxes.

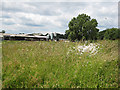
[99,28,120,40]
[1,30,5,33]
[65,30,70,39]
[99,30,107,40]
[68,31,76,41]
[65,13,99,41]
[56,33,66,39]
[2,40,118,88]
[65,13,119,41]
[104,28,119,40]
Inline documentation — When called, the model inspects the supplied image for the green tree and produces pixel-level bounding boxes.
[68,31,76,41]
[66,13,99,41]
[98,30,107,40]
[65,30,70,39]
[104,28,119,40]
[1,30,5,33]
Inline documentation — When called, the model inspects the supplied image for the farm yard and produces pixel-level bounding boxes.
[2,40,118,88]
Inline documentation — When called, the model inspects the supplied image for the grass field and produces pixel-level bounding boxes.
[0,41,2,89]
[2,40,118,88]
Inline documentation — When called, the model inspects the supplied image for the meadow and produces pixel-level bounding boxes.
[2,40,118,88]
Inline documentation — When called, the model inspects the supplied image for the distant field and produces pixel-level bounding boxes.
[2,40,118,88]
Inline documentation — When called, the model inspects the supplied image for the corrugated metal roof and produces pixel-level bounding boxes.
[3,33,49,39]
[27,35,49,38]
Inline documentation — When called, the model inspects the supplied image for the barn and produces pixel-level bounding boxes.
[2,33,49,41]
[1,32,66,41]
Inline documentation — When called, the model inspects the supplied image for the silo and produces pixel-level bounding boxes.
[51,33,53,40]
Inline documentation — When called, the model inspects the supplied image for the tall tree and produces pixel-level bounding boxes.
[1,30,5,33]
[66,14,99,41]
[104,28,119,40]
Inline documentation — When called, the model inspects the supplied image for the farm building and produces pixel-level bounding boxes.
[1,33,49,41]
[0,32,65,41]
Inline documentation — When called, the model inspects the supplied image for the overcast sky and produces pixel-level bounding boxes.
[0,0,119,34]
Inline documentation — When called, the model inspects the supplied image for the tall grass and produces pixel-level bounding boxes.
[0,41,2,89]
[2,40,118,88]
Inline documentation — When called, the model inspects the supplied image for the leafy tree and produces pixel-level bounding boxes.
[66,13,99,41]
[1,30,5,33]
[104,28,119,40]
[68,31,76,41]
[98,30,107,40]
[65,30,70,39]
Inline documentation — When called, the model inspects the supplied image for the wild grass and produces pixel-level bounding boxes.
[0,41,2,89]
[2,40,118,88]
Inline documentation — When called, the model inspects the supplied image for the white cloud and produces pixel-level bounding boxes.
[1,2,118,34]
[2,0,120,2]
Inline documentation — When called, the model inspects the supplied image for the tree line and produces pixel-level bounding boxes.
[99,28,120,40]
[65,13,120,41]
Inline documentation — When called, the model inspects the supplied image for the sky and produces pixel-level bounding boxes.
[0,0,119,34]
